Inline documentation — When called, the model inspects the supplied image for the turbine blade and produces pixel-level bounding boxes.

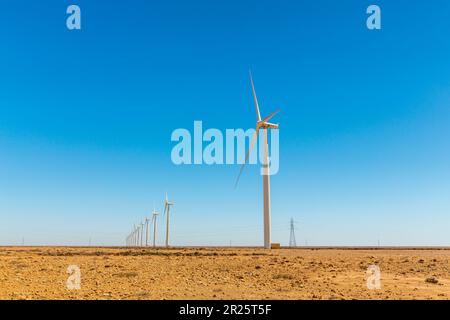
[249,71,262,121]
[262,109,280,122]
[264,122,279,129]
[234,127,259,188]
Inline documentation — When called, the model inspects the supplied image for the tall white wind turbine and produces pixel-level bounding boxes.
[235,71,280,249]
[163,193,174,247]
[151,208,159,247]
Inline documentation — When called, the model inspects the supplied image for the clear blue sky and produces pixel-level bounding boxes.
[1,0,449,246]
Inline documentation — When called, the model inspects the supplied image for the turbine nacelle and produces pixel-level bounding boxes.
[257,121,279,129]
[164,193,174,207]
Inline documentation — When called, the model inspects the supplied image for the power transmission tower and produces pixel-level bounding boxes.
[289,218,297,247]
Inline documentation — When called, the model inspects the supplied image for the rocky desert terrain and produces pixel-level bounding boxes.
[1,247,450,300]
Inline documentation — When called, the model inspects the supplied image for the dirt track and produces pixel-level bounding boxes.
[1,247,450,300]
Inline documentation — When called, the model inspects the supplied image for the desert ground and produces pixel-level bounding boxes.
[1,246,450,300]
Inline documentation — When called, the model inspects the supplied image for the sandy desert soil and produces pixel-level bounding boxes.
[1,247,450,300]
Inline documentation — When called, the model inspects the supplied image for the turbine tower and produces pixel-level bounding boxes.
[136,224,140,246]
[151,208,159,247]
[140,221,145,246]
[236,71,280,249]
[164,193,174,247]
[289,218,297,247]
[145,216,151,246]
[135,224,139,246]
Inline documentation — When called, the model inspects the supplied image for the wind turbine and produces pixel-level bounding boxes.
[135,224,139,246]
[151,208,159,247]
[135,225,138,246]
[144,216,151,246]
[164,193,174,247]
[235,71,280,249]
[140,221,145,246]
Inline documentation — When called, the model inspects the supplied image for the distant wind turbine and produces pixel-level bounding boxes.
[145,216,151,246]
[164,193,174,247]
[151,208,159,247]
[134,224,139,246]
[235,71,280,249]
[140,221,145,246]
[130,226,133,246]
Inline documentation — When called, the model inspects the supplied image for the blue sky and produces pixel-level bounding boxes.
[0,0,449,246]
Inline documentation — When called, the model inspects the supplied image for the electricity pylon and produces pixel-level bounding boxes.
[289,218,297,247]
